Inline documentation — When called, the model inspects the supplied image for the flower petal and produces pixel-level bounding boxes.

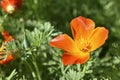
[2,31,14,42]
[75,53,90,64]
[62,52,90,65]
[89,27,109,51]
[70,16,95,40]
[1,0,22,13]
[0,55,13,65]
[62,52,79,65]
[50,34,79,52]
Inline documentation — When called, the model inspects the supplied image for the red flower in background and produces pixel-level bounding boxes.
[2,31,14,42]
[0,31,14,65]
[50,16,109,66]
[0,0,22,14]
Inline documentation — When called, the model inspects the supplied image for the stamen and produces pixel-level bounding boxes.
[81,45,91,52]
[7,5,15,13]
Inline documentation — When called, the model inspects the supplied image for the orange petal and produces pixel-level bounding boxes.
[62,52,90,65]
[1,0,22,13]
[0,55,13,65]
[50,34,79,52]
[62,52,79,65]
[75,53,90,64]
[2,31,14,42]
[2,31,10,37]
[70,16,95,40]
[89,27,109,51]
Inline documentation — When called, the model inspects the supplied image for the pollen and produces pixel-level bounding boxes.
[7,5,15,14]
[77,38,91,53]
[81,45,91,52]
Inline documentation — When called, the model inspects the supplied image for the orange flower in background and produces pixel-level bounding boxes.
[0,0,22,14]
[50,16,109,65]
[0,31,14,65]
[2,30,14,43]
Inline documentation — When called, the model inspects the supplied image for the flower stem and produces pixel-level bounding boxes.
[24,59,37,80]
[32,54,41,80]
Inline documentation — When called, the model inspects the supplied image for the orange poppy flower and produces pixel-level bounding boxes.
[0,0,22,14]
[50,16,109,65]
[2,30,14,43]
[0,51,13,65]
[0,31,14,65]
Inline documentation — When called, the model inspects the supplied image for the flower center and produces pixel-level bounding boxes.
[7,5,15,14]
[76,38,91,53]
[81,45,91,52]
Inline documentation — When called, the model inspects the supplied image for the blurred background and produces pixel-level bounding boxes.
[0,0,120,80]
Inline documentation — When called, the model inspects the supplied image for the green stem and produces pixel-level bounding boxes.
[81,64,87,78]
[0,66,5,80]
[82,65,86,73]
[32,54,41,80]
[24,59,37,80]
[0,14,8,25]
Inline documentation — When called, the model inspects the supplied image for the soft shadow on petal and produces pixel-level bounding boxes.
[50,34,79,53]
[70,16,95,40]
[62,52,90,65]
[62,52,78,65]
[89,27,109,51]
[75,53,90,64]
